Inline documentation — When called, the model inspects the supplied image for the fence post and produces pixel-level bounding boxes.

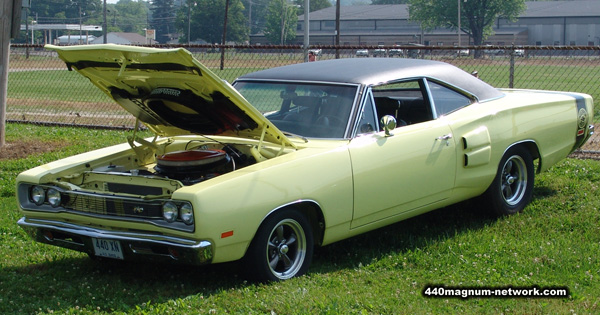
[509,45,515,89]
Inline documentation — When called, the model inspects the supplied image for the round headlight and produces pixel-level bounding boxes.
[31,186,45,206]
[46,188,62,207]
[179,202,194,225]
[162,201,178,222]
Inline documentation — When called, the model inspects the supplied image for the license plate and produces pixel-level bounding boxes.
[92,238,124,260]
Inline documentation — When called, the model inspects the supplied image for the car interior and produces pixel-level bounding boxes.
[371,80,433,131]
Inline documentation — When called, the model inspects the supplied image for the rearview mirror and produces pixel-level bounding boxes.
[380,115,397,137]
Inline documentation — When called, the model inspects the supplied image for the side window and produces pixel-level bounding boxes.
[357,95,377,134]
[372,79,433,126]
[428,81,472,116]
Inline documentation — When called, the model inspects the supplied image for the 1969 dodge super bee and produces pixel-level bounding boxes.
[17,45,594,281]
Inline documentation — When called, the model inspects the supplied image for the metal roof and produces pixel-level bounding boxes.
[302,5,409,21]
[521,0,600,18]
[300,1,600,21]
[237,58,504,101]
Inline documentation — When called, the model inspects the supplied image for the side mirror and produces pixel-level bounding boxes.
[380,115,397,137]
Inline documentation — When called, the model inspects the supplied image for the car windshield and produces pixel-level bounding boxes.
[233,81,358,138]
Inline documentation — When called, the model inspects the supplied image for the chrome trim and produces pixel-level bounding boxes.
[502,139,538,157]
[18,217,212,265]
[422,78,438,119]
[344,86,364,139]
[18,183,195,233]
[502,139,542,173]
[426,77,481,102]
[262,199,323,224]
[350,86,377,138]
[233,78,361,89]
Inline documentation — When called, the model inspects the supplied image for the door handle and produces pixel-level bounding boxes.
[436,134,453,141]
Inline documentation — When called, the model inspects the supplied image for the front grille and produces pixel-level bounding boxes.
[63,192,163,219]
[19,183,195,233]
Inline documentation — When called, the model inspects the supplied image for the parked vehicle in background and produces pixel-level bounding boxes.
[388,45,404,57]
[483,45,505,55]
[457,48,470,56]
[356,49,369,57]
[17,45,594,282]
[406,43,424,58]
[513,49,525,57]
[373,45,387,57]
[308,49,322,56]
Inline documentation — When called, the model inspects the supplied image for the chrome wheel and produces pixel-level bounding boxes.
[245,209,313,282]
[483,146,534,216]
[501,155,528,206]
[266,218,307,280]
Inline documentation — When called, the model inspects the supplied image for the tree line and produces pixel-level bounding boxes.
[17,0,531,47]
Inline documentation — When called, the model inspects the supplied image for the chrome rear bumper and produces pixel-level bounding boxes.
[18,217,212,265]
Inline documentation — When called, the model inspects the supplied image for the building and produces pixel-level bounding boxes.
[250,1,600,47]
[499,0,600,46]
[20,24,102,45]
[90,32,156,45]
[58,35,96,45]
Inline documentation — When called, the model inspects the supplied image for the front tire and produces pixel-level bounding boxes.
[484,146,534,216]
[245,209,314,281]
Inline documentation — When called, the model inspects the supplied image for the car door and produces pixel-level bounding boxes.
[349,80,457,228]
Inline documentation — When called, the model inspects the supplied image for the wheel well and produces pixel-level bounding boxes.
[293,202,325,246]
[261,201,325,247]
[507,141,542,173]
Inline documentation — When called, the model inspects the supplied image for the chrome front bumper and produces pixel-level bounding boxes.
[18,217,213,265]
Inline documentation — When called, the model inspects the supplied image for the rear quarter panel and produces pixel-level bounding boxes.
[446,90,587,199]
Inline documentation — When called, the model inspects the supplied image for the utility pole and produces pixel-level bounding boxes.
[303,0,309,62]
[457,0,461,46]
[103,0,107,43]
[335,0,340,59]
[220,0,230,70]
[1,0,23,147]
[187,1,191,45]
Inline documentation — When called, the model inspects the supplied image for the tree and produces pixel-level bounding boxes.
[408,0,525,51]
[264,0,297,45]
[294,0,331,14]
[150,0,175,43]
[29,0,101,23]
[176,0,248,44]
[113,0,149,34]
[241,0,270,35]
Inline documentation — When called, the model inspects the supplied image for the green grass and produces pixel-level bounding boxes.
[8,70,110,103]
[7,68,263,104]
[0,123,599,314]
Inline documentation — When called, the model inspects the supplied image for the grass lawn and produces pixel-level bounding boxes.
[0,123,599,314]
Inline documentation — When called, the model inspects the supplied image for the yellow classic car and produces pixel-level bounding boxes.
[17,45,594,281]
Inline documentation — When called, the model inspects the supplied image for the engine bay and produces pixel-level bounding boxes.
[53,137,273,198]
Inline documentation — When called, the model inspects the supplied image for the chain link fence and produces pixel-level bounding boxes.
[7,44,600,153]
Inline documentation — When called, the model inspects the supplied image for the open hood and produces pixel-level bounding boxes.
[46,44,295,148]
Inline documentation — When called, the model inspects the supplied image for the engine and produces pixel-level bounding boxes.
[89,143,251,188]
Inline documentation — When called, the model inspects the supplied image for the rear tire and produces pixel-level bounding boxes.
[244,209,314,282]
[484,146,534,216]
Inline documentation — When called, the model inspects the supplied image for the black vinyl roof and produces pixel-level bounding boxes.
[237,58,504,102]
